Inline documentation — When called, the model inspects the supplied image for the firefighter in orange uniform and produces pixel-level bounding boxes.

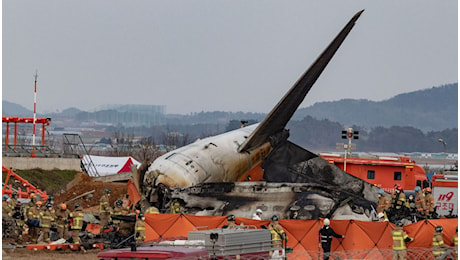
[424,187,435,218]
[377,189,390,214]
[39,203,55,243]
[69,203,84,245]
[55,203,71,240]
[414,186,426,217]
[391,221,413,260]
[27,201,42,243]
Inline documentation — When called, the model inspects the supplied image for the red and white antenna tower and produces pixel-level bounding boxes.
[31,71,38,157]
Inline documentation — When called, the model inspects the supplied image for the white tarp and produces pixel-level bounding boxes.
[82,155,140,177]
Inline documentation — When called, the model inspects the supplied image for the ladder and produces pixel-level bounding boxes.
[62,133,99,177]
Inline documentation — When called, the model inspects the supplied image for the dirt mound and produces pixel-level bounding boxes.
[54,172,128,213]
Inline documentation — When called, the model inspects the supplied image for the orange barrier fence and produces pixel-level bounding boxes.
[144,214,458,259]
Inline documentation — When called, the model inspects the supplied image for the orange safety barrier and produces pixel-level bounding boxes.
[143,214,458,259]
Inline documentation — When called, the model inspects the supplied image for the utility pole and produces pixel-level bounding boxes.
[338,128,359,172]
[31,71,38,157]
[438,138,447,172]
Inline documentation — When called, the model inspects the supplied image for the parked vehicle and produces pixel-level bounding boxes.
[431,172,458,217]
[319,153,430,193]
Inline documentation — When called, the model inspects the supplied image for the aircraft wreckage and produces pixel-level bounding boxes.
[134,10,380,220]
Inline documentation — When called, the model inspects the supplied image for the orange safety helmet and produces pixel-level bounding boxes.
[425,187,432,193]
[60,203,67,210]
[395,184,402,191]
[36,201,43,206]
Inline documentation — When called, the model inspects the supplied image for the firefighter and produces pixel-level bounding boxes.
[69,203,84,245]
[424,187,435,218]
[268,215,287,249]
[170,200,181,214]
[414,186,426,217]
[392,185,406,210]
[377,189,390,214]
[27,200,42,243]
[407,194,416,214]
[8,192,18,215]
[432,225,449,259]
[451,226,458,259]
[39,203,55,243]
[55,203,70,240]
[25,193,37,218]
[222,214,237,229]
[135,212,146,243]
[12,201,25,244]
[319,218,344,260]
[112,199,124,226]
[99,188,112,232]
[145,206,160,214]
[121,194,131,214]
[391,221,413,260]
[3,194,11,216]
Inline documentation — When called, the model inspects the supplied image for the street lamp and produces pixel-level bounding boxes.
[438,138,447,172]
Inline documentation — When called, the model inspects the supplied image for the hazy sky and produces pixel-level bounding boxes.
[3,1,458,115]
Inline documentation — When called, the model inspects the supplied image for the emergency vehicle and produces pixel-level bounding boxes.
[431,172,458,217]
[97,226,287,260]
[320,153,429,193]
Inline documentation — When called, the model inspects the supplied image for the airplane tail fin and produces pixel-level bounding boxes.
[238,10,364,153]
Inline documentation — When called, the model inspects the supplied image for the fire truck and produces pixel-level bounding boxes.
[320,153,429,193]
[431,172,458,217]
[97,226,287,260]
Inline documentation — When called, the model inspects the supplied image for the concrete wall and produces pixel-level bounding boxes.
[2,157,81,171]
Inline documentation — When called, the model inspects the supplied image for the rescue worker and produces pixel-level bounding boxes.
[55,203,70,240]
[392,185,406,210]
[451,226,458,259]
[27,200,42,243]
[121,194,131,214]
[432,225,449,259]
[112,199,124,226]
[222,214,237,229]
[99,188,112,232]
[407,194,416,214]
[391,221,413,260]
[170,200,181,214]
[252,209,263,220]
[39,203,55,243]
[414,186,426,217]
[319,218,344,260]
[3,194,11,216]
[424,187,435,218]
[12,201,25,244]
[145,206,160,214]
[69,203,84,245]
[135,212,146,244]
[377,189,390,214]
[7,191,18,215]
[268,215,287,248]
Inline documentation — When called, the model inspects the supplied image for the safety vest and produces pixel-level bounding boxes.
[145,207,159,214]
[392,230,407,250]
[453,234,458,246]
[432,232,446,256]
[70,210,84,230]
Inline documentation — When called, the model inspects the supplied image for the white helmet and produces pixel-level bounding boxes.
[377,212,385,219]
[323,218,330,226]
[256,209,263,214]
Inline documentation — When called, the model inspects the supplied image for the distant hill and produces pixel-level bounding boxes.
[2,100,34,117]
[3,84,457,132]
[293,83,457,132]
